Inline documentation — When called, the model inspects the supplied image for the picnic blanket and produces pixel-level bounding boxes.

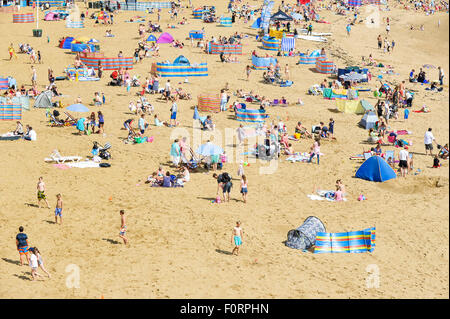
[314,227,376,253]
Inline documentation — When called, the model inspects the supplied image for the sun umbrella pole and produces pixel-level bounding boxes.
[36,0,39,29]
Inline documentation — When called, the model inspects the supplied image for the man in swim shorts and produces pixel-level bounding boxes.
[37,177,50,209]
[16,226,30,266]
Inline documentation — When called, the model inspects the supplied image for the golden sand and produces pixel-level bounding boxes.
[0,2,448,298]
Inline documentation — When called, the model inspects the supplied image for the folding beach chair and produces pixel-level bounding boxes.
[63,112,78,126]
[385,150,394,161]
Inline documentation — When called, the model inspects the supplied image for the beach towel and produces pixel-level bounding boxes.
[314,227,376,253]
[66,161,100,168]
[307,189,347,202]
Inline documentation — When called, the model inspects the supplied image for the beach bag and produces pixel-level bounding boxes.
[99,163,111,167]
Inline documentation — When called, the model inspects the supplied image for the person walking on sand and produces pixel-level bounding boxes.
[37,177,50,209]
[424,128,437,156]
[240,175,248,203]
[119,210,128,245]
[398,145,409,178]
[8,43,17,60]
[29,247,42,281]
[16,226,31,266]
[31,66,37,86]
[34,247,51,278]
[231,221,243,256]
[245,65,251,81]
[55,194,63,224]
[284,64,290,80]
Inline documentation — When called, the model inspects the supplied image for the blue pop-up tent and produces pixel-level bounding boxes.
[355,156,397,182]
[251,17,261,29]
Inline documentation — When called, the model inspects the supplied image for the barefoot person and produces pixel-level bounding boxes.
[55,194,63,224]
[37,177,50,208]
[29,247,42,281]
[34,247,51,278]
[240,175,248,203]
[119,210,128,245]
[16,226,30,266]
[231,221,243,256]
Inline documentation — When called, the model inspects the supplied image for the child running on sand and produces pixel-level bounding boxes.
[29,247,42,281]
[119,210,128,245]
[55,194,63,224]
[231,221,243,256]
[34,247,51,278]
[37,177,50,209]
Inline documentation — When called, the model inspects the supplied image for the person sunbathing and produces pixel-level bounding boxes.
[154,114,169,127]
[295,122,312,138]
[368,128,379,143]
[284,143,295,155]
[203,115,215,131]
[13,121,24,135]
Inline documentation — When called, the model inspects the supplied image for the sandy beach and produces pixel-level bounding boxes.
[0,1,448,298]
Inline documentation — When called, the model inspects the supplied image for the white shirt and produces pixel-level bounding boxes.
[424,131,434,145]
[29,130,37,141]
[399,149,409,161]
[30,254,38,268]
[165,82,171,91]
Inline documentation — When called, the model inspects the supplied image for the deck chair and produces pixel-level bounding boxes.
[63,112,78,126]
[271,99,279,106]
[385,150,394,161]
[44,149,82,164]
[363,152,372,160]
[49,114,65,127]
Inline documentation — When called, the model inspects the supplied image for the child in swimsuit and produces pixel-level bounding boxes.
[231,221,243,256]
[119,210,128,245]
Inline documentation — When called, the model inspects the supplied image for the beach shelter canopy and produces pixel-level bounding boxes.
[45,12,59,21]
[173,55,190,65]
[251,17,261,29]
[270,10,293,21]
[285,216,326,250]
[355,156,397,182]
[359,111,378,130]
[73,36,91,44]
[196,142,223,156]
[59,37,74,49]
[291,13,303,20]
[360,99,374,112]
[336,100,370,114]
[157,32,174,43]
[34,91,53,108]
[146,34,157,42]
[66,103,89,112]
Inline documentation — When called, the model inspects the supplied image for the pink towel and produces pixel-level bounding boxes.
[53,164,70,169]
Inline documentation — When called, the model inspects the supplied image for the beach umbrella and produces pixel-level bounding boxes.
[66,103,89,112]
[196,142,223,156]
